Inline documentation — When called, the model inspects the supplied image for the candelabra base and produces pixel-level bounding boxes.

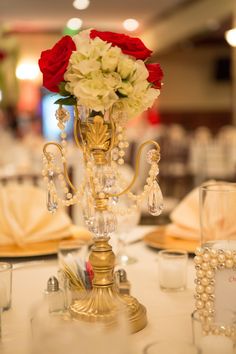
[69,237,147,333]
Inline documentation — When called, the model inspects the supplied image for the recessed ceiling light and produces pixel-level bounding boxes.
[73,0,90,10]
[123,19,139,32]
[67,18,83,30]
[225,28,236,47]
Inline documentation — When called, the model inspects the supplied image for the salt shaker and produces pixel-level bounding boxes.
[44,276,65,313]
[115,269,130,295]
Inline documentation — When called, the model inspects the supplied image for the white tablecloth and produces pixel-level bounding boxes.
[1,226,195,354]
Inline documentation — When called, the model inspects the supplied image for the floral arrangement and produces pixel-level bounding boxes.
[39,29,163,119]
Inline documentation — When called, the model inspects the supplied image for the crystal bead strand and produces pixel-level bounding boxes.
[112,124,129,165]
[42,106,90,211]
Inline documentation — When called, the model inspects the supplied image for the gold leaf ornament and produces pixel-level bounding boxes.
[86,116,111,151]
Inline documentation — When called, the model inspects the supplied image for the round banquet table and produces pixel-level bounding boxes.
[1,226,195,354]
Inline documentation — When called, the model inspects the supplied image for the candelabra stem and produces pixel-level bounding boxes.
[69,237,147,333]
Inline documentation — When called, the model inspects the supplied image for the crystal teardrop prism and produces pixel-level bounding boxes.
[47,190,58,213]
[147,180,164,216]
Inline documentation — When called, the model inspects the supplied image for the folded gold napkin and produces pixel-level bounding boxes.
[166,180,236,241]
[0,184,90,247]
[166,184,201,241]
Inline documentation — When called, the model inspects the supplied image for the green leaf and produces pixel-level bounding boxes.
[54,96,77,106]
[58,82,71,97]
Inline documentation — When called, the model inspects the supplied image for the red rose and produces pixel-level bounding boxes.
[38,36,76,92]
[146,63,163,89]
[90,29,152,60]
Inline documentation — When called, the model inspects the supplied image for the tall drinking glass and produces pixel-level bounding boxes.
[200,182,236,249]
[116,200,141,266]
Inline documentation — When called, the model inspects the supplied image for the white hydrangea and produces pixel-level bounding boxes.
[64,29,158,118]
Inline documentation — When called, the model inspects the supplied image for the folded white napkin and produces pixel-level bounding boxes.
[0,184,89,247]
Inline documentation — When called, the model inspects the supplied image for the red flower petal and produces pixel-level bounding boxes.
[146,63,164,89]
[90,29,152,60]
[38,35,76,93]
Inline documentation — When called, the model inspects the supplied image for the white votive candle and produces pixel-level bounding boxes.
[158,249,188,291]
[200,335,234,354]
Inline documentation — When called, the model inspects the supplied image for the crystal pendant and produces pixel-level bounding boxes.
[88,210,117,238]
[148,180,164,216]
[47,190,58,213]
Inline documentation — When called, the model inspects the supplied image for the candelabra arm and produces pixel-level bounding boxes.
[43,142,77,192]
[109,139,160,198]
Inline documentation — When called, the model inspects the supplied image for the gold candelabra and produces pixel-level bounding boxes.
[42,104,163,333]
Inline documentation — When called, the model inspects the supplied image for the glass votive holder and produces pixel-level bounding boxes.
[58,240,90,306]
[191,311,235,354]
[191,310,203,347]
[143,340,199,354]
[158,249,188,291]
[0,262,12,311]
[58,239,88,268]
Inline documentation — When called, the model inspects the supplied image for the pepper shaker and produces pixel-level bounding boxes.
[44,276,65,313]
[115,269,131,295]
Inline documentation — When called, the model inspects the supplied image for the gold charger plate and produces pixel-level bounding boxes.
[0,238,76,258]
[143,226,199,253]
[0,226,92,258]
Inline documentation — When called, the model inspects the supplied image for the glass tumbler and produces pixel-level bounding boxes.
[0,262,12,311]
[158,249,188,291]
[200,182,236,249]
[143,340,199,354]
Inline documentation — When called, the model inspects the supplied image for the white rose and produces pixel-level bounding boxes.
[142,87,160,108]
[64,73,79,94]
[73,29,92,57]
[117,81,133,96]
[64,67,83,94]
[101,47,121,72]
[77,59,101,76]
[104,72,121,89]
[132,80,149,96]
[73,72,118,111]
[69,51,85,65]
[117,57,135,79]
[101,91,119,110]
[130,60,149,83]
[90,37,111,59]
[119,96,142,118]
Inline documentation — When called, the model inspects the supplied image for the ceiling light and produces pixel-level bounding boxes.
[73,0,90,10]
[67,18,83,30]
[123,19,139,32]
[225,28,236,47]
[16,61,40,80]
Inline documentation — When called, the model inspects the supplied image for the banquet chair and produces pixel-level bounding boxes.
[0,173,42,186]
